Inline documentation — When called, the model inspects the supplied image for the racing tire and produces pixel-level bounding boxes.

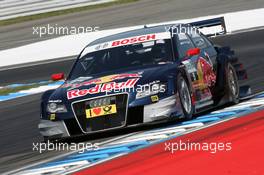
[43,136,50,143]
[177,74,194,120]
[43,136,57,143]
[225,63,239,104]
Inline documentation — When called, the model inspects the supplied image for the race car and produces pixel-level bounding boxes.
[39,23,250,141]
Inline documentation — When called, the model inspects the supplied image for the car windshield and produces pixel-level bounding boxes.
[69,37,173,79]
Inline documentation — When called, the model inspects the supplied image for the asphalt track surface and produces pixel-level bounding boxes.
[0,0,264,174]
[0,29,264,175]
[0,0,264,50]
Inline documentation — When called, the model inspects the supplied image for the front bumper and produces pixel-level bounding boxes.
[143,95,182,122]
[38,120,70,138]
[39,95,183,139]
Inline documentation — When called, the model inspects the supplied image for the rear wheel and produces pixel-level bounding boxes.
[226,63,239,104]
[177,74,194,120]
[43,136,58,143]
[43,136,50,143]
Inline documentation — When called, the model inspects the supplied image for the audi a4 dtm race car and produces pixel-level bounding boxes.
[39,24,250,141]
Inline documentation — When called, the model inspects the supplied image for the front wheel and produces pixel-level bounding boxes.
[177,74,194,120]
[226,63,239,104]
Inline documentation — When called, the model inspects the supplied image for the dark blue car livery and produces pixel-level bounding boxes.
[39,24,250,141]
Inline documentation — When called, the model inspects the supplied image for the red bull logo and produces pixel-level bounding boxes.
[197,57,216,89]
[67,78,139,99]
[63,73,141,89]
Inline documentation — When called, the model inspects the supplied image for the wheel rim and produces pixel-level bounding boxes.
[229,68,238,96]
[179,79,192,113]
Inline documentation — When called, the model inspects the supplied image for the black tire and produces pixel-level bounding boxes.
[226,63,239,104]
[43,136,50,143]
[43,136,57,143]
[177,74,194,120]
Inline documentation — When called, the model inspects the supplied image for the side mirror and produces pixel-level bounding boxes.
[51,73,64,81]
[186,48,200,57]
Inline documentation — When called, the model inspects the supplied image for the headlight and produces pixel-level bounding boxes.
[136,83,166,99]
[47,102,67,113]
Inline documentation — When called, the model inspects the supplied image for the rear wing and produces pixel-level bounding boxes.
[188,17,226,37]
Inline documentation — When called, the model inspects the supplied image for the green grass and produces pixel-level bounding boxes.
[0,82,50,96]
[0,0,139,26]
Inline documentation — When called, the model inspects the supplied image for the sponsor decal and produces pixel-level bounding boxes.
[48,99,62,103]
[151,95,159,102]
[197,57,216,89]
[80,32,171,55]
[182,60,196,73]
[191,56,216,101]
[95,42,109,50]
[63,73,142,89]
[111,34,156,47]
[86,104,117,118]
[50,114,56,120]
[67,78,139,99]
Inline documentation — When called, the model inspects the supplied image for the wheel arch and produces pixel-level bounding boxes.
[177,64,195,95]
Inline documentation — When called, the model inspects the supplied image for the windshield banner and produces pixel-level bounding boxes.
[81,32,171,57]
